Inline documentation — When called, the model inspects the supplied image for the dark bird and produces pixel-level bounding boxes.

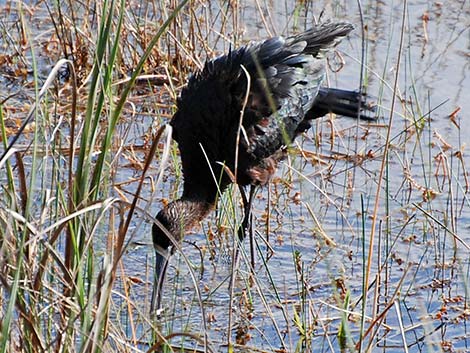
[151,21,375,312]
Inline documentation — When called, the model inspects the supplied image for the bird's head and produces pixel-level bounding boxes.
[151,199,212,312]
[153,199,213,250]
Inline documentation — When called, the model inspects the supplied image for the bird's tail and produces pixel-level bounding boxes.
[288,22,354,58]
[307,87,377,121]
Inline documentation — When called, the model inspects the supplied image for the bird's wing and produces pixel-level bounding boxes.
[170,22,353,195]
[230,22,354,161]
[235,41,324,161]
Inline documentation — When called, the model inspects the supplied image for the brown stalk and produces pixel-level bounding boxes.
[363,0,407,348]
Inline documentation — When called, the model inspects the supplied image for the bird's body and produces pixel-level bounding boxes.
[152,22,375,311]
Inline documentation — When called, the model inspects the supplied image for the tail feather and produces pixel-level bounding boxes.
[288,22,354,58]
[307,87,377,121]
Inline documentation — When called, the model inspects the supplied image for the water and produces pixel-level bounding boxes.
[144,1,470,351]
[1,0,469,352]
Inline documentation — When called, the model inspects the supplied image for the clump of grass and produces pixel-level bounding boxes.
[0,0,189,351]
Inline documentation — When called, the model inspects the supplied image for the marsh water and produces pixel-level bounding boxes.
[127,1,470,351]
[1,0,469,352]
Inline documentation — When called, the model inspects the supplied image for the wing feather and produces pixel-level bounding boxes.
[171,22,354,193]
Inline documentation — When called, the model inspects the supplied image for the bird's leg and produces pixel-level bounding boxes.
[238,185,248,241]
[238,184,257,269]
[247,185,257,269]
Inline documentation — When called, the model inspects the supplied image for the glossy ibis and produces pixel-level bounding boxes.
[151,21,375,312]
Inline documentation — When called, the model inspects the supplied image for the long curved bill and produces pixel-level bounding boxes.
[150,245,171,315]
